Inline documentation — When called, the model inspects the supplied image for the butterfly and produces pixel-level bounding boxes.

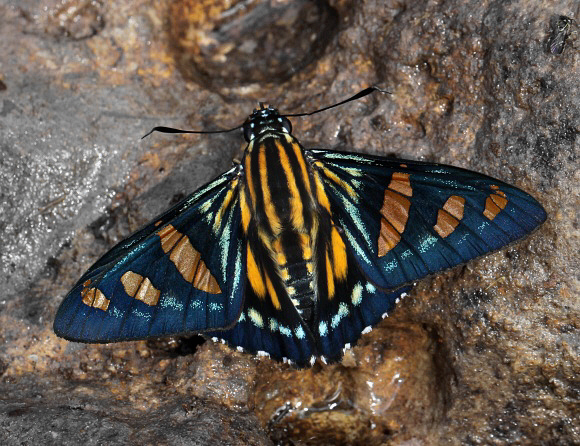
[53,88,547,367]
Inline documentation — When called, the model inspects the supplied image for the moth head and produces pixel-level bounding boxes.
[243,105,292,142]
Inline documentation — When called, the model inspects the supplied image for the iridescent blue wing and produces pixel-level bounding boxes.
[54,166,245,342]
[307,149,547,290]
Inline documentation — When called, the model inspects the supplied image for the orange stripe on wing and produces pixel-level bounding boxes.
[377,172,414,257]
[81,286,110,311]
[484,186,508,220]
[434,195,465,238]
[120,271,161,306]
[157,224,222,294]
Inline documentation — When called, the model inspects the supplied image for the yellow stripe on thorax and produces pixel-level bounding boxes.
[239,188,251,233]
[285,134,312,195]
[313,171,331,213]
[299,233,312,261]
[271,238,287,265]
[245,143,257,210]
[275,139,305,231]
[259,146,282,234]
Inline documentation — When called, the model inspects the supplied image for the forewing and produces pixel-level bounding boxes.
[307,149,547,290]
[54,167,245,342]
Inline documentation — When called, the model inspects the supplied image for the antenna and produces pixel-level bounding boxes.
[141,124,242,140]
[283,86,390,118]
[142,86,390,139]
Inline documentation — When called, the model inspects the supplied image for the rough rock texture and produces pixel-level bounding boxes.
[0,0,578,445]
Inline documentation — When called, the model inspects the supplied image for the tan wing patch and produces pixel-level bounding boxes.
[325,250,335,299]
[434,195,466,238]
[378,173,413,257]
[265,272,281,310]
[121,271,160,306]
[81,282,110,311]
[157,224,222,294]
[388,172,413,196]
[483,186,508,220]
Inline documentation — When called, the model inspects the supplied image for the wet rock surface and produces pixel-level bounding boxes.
[0,0,578,444]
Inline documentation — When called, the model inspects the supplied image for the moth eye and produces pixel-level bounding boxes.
[280,116,292,134]
[243,121,255,142]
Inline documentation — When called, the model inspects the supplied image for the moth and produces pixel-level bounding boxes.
[54,88,546,366]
